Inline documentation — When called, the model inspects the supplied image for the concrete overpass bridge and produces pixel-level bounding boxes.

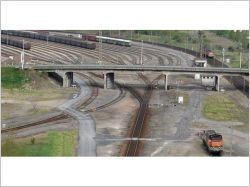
[22,64,249,90]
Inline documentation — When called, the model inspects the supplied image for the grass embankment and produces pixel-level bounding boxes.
[2,131,78,156]
[1,67,76,119]
[1,67,31,89]
[202,93,249,132]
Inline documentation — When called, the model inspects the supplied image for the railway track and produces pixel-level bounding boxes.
[123,74,163,156]
[1,113,68,133]
[81,83,126,113]
[2,34,184,66]
[1,35,188,145]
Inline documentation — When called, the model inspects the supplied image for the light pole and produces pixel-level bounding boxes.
[239,42,242,68]
[169,31,171,44]
[185,36,189,53]
[222,48,225,68]
[230,126,233,156]
[176,80,180,102]
[7,30,9,45]
[150,30,153,44]
[140,40,143,65]
[99,30,102,64]
[21,39,25,69]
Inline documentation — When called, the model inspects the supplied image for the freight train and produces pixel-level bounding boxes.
[1,30,96,50]
[1,37,31,50]
[37,31,132,47]
[82,35,132,47]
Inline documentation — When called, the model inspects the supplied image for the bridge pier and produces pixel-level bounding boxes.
[215,75,221,91]
[104,72,115,89]
[164,73,169,90]
[63,72,73,87]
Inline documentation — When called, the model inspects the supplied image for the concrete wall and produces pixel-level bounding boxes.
[104,72,115,89]
[48,72,63,86]
[48,71,73,87]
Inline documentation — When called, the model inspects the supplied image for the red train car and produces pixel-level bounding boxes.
[82,35,97,42]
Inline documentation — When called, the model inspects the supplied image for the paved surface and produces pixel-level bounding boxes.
[58,74,96,156]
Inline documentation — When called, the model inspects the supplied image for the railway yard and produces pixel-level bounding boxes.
[1,30,249,156]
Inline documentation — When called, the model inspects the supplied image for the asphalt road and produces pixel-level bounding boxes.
[58,74,96,156]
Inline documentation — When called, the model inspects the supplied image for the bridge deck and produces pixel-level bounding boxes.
[23,64,249,76]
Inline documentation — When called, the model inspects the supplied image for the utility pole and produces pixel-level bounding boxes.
[99,30,102,64]
[239,42,242,68]
[169,31,171,44]
[130,30,133,40]
[21,39,25,69]
[239,51,242,68]
[176,80,180,102]
[222,48,225,67]
[185,36,188,53]
[7,30,9,45]
[150,30,153,44]
[230,126,233,156]
[140,40,143,65]
[47,35,49,45]
[198,31,204,59]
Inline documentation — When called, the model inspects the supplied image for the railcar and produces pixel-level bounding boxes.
[203,48,214,58]
[1,37,31,50]
[96,36,131,47]
[82,34,132,47]
[49,31,82,39]
[82,35,97,42]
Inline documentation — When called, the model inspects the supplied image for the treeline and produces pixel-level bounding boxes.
[133,30,196,43]
[211,30,249,49]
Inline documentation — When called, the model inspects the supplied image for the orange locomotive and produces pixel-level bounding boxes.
[199,130,223,154]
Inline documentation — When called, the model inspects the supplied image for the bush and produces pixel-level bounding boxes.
[31,137,35,144]
[228,46,235,52]
[214,45,223,50]
[1,67,31,89]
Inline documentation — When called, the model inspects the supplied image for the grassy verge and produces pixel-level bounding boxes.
[1,67,31,89]
[202,93,249,132]
[2,130,78,156]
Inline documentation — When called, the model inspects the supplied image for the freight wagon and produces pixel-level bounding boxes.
[1,30,96,50]
[49,31,82,39]
[82,34,132,47]
[1,37,31,50]
[82,35,97,42]
[97,36,131,47]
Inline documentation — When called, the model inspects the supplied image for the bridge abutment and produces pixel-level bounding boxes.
[215,75,221,91]
[104,72,115,89]
[164,73,169,91]
[63,72,74,87]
